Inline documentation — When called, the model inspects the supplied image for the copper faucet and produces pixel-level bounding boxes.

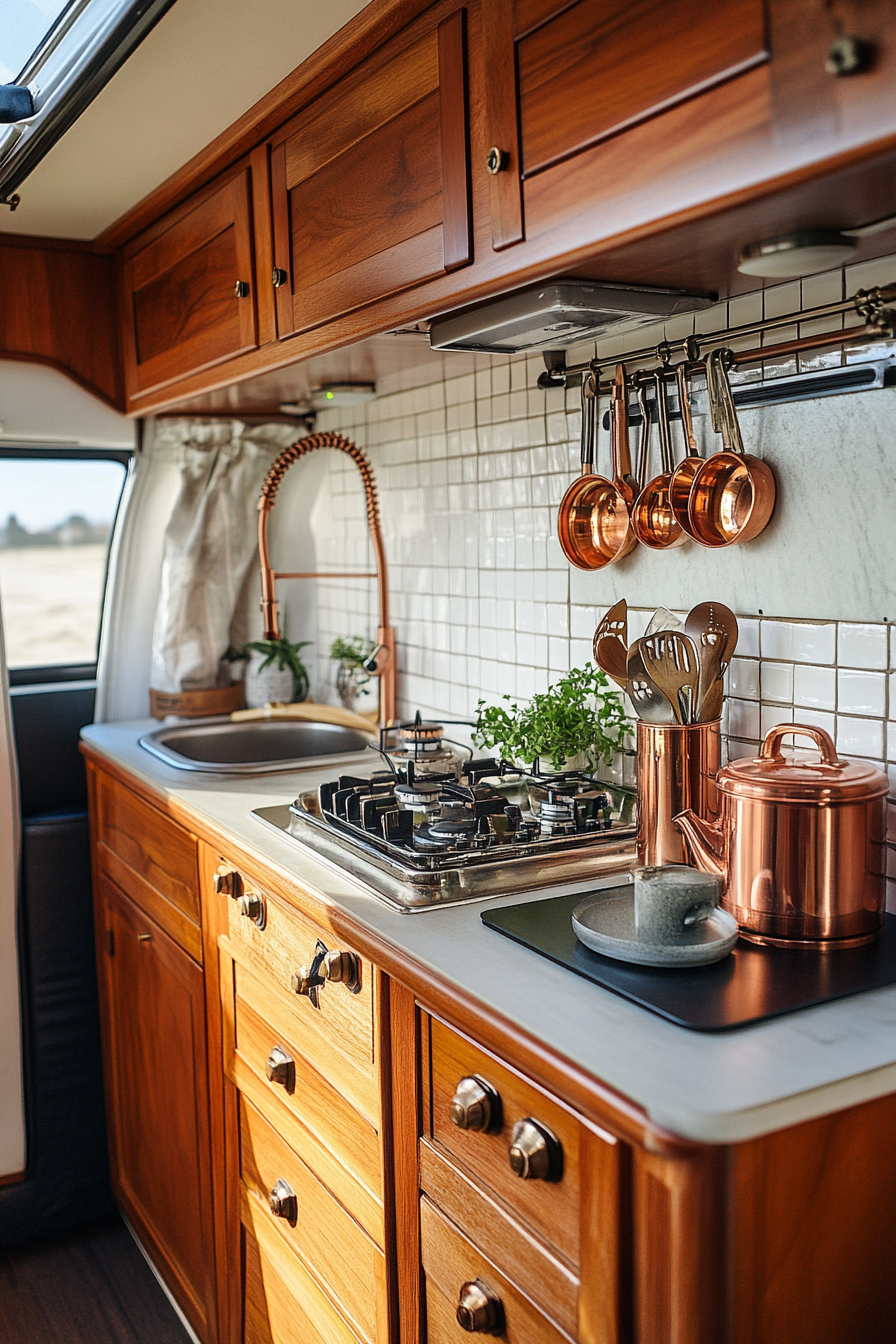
[257,431,396,726]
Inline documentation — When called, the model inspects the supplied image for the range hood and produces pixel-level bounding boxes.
[429,279,714,354]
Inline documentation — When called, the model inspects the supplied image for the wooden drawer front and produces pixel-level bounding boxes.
[421,1196,571,1344]
[95,772,200,955]
[429,1017,581,1265]
[123,166,258,396]
[270,1,470,338]
[240,1098,387,1344]
[222,944,384,1244]
[515,0,767,178]
[244,1221,363,1344]
[420,1141,578,1338]
[223,882,378,1122]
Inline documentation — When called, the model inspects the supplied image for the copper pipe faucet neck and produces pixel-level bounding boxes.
[257,431,396,726]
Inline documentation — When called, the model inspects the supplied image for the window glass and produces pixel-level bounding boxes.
[0,456,127,670]
[0,0,71,84]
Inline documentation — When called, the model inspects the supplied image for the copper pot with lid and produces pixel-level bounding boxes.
[674,724,887,948]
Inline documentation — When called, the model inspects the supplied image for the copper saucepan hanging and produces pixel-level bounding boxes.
[557,371,598,567]
[687,348,776,547]
[557,363,636,570]
[631,367,686,549]
[668,359,704,539]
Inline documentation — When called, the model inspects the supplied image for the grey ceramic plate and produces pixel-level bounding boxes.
[572,889,739,967]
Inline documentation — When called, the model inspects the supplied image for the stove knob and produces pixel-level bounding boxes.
[508,1118,562,1181]
[456,1279,504,1334]
[214,867,241,898]
[265,1045,295,1090]
[323,949,361,992]
[450,1075,501,1132]
[269,1178,297,1223]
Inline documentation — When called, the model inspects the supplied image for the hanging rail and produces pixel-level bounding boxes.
[538,282,896,392]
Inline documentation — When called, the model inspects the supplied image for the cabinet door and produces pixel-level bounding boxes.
[122,166,258,397]
[483,0,768,249]
[270,2,470,339]
[97,873,216,1341]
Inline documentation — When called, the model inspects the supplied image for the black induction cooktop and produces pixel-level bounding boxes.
[481,889,896,1031]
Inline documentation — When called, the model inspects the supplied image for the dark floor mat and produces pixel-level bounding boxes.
[0,1213,191,1344]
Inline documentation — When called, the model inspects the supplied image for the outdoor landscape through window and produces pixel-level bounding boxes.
[0,456,127,669]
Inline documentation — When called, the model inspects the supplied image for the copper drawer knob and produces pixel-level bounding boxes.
[239,892,265,926]
[272,267,288,287]
[234,279,250,298]
[214,868,241,898]
[456,1279,504,1334]
[450,1076,501,1132]
[508,1118,562,1181]
[322,949,361,991]
[485,146,509,175]
[265,1045,294,1090]
[269,1178,297,1223]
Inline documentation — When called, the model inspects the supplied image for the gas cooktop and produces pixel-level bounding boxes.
[253,756,636,911]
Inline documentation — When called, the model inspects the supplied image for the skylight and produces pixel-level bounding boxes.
[1,1,72,85]
[0,0,178,207]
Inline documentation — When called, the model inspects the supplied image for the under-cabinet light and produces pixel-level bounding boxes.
[737,231,858,278]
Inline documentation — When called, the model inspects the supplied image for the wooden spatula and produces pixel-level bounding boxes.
[640,629,700,725]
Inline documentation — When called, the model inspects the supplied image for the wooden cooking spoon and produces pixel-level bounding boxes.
[640,629,700,725]
[592,598,628,689]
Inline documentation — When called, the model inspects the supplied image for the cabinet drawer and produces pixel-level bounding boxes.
[421,1196,571,1344]
[428,1017,581,1266]
[240,1098,387,1344]
[244,1219,363,1344]
[419,1141,578,1338]
[94,772,200,956]
[219,875,378,1121]
[222,944,384,1243]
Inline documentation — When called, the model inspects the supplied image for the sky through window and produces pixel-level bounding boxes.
[1,0,71,85]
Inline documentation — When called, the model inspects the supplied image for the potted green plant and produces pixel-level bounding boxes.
[330,635,374,711]
[243,637,311,708]
[473,664,631,774]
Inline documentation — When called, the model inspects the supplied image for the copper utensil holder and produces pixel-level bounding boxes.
[636,719,721,867]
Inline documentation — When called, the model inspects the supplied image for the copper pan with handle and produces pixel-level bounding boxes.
[557,363,636,570]
[688,348,776,548]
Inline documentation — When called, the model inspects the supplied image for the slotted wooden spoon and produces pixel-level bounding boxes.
[640,629,700,725]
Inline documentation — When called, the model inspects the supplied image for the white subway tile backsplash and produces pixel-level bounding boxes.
[888,722,896,762]
[838,622,889,669]
[761,661,793,704]
[737,618,760,659]
[793,664,836,711]
[728,698,760,741]
[837,716,885,759]
[728,657,760,700]
[791,622,837,664]
[760,621,794,660]
[838,669,887,717]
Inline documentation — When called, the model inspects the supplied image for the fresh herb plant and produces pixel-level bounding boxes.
[329,635,374,669]
[243,637,311,701]
[473,664,632,772]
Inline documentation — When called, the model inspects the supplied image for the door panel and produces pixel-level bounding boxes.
[98,874,216,1340]
[271,3,470,338]
[122,167,258,397]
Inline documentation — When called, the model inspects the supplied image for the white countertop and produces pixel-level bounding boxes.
[82,719,896,1145]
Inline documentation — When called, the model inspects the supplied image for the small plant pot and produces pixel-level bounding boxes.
[245,650,297,708]
[336,661,370,711]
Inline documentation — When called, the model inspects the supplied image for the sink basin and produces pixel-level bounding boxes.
[139,716,373,774]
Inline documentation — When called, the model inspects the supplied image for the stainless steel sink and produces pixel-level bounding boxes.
[139,716,372,774]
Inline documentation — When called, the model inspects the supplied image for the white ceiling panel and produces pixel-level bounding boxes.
[0,0,367,241]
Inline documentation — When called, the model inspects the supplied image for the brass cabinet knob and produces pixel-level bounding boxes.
[265,1045,295,1090]
[322,949,361,992]
[450,1076,501,1133]
[269,1178,297,1223]
[508,1118,562,1181]
[239,892,265,927]
[214,868,241,898]
[485,146,510,175]
[272,267,288,287]
[234,279,250,298]
[456,1279,504,1334]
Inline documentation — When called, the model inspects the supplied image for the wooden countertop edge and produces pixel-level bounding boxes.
[80,741,695,1158]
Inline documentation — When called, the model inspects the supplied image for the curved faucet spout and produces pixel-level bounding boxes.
[257,432,396,727]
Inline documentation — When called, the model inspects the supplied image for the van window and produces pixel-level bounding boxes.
[0,453,128,676]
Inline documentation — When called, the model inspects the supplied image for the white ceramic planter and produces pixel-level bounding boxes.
[244,650,296,708]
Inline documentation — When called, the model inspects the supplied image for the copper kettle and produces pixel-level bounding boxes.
[674,724,888,949]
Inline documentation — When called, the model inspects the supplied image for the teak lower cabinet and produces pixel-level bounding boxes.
[83,755,896,1344]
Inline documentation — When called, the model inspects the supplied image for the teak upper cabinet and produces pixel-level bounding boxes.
[483,0,768,250]
[269,0,471,339]
[121,164,259,398]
